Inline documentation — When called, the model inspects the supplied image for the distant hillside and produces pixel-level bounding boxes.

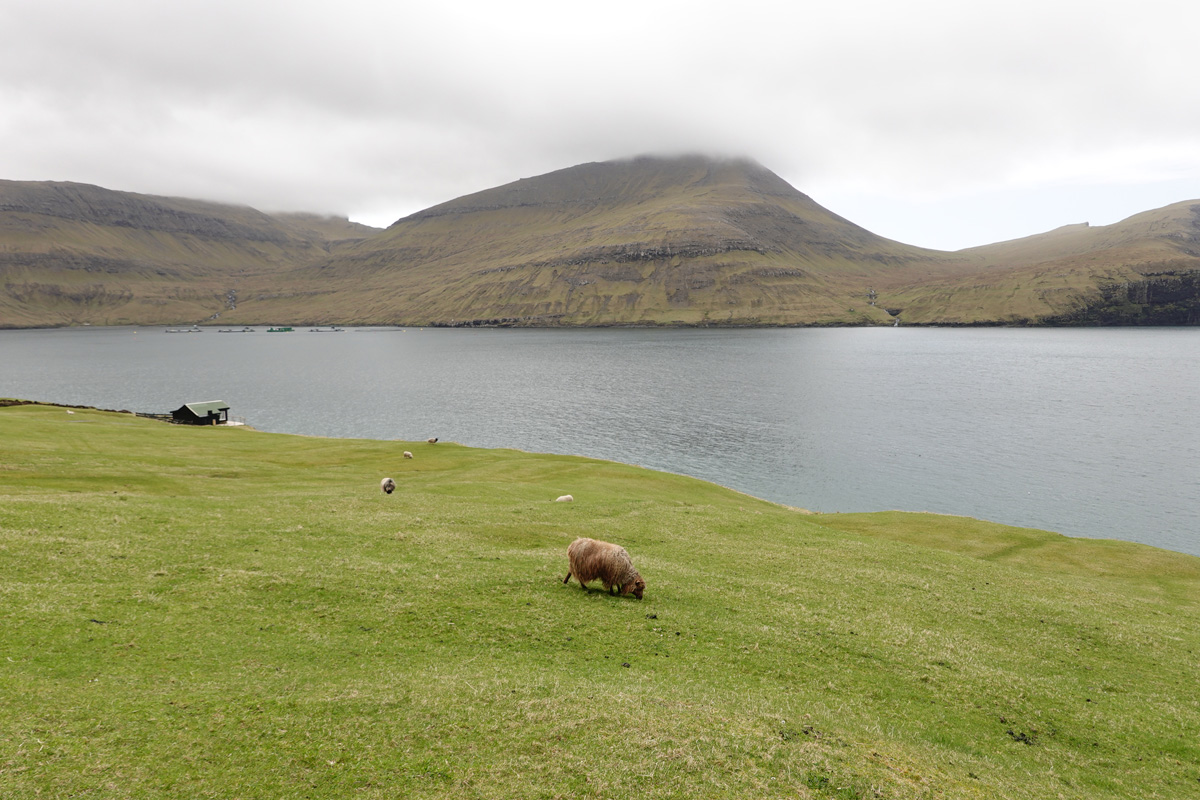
[271,212,382,243]
[263,156,957,327]
[219,156,1200,327]
[889,201,1200,324]
[0,180,378,327]
[3,160,1198,327]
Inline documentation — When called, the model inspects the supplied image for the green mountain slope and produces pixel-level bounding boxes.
[3,159,1199,327]
[262,156,955,326]
[0,180,378,327]
[888,201,1200,324]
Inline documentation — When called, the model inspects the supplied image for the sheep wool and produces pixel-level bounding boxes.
[563,537,645,599]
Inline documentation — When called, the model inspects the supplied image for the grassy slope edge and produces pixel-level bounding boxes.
[1,404,1197,799]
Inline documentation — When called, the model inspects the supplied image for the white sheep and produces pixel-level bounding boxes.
[381,477,396,494]
[555,494,574,502]
[403,451,413,459]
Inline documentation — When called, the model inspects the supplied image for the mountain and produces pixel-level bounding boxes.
[0,180,378,327]
[2,159,1198,327]
[264,155,957,326]
[887,201,1200,324]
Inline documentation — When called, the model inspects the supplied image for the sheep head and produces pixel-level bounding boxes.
[623,574,646,599]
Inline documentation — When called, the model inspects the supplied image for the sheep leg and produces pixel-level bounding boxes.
[563,572,572,585]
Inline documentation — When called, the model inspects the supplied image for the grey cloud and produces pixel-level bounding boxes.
[2,0,1197,248]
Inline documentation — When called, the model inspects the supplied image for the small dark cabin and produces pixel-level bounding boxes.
[171,400,230,425]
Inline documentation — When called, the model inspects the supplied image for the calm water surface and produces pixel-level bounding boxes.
[3,326,1197,555]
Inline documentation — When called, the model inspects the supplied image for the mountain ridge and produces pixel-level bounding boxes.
[0,178,379,327]
[290,155,956,327]
[2,157,1198,327]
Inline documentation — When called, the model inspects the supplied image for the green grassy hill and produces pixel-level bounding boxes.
[2,402,1197,798]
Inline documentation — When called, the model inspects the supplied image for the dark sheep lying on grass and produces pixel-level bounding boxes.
[381,477,396,494]
[563,537,645,599]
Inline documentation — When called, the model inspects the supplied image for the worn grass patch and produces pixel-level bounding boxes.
[2,404,1198,798]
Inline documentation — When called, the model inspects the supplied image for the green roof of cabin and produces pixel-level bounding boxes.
[182,401,229,415]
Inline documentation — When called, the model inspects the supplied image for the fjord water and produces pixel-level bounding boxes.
[3,326,1197,555]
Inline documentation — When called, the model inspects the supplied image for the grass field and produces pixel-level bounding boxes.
[2,403,1198,798]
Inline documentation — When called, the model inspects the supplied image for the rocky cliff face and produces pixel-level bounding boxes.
[1043,268,1200,325]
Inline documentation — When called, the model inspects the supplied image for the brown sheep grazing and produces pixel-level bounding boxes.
[380,477,396,494]
[427,437,439,444]
[563,537,645,599]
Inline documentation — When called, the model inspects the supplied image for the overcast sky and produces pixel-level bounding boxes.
[3,0,1197,251]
